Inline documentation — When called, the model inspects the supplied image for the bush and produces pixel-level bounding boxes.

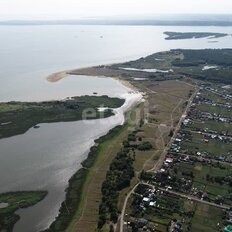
[137,142,153,151]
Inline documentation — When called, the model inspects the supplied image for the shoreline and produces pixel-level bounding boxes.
[42,67,142,232]
[47,70,71,82]
[0,191,48,231]
[42,124,126,232]
[42,98,142,232]
[1,65,142,232]
[0,96,125,139]
[46,67,139,92]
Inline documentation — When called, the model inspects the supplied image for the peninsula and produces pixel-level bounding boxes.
[0,191,47,231]
[0,95,125,139]
[164,31,228,40]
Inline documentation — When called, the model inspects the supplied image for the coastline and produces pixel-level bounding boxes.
[0,191,48,231]
[47,70,71,82]
[46,67,139,92]
[0,64,142,232]
[42,68,142,232]
[42,124,126,232]
[42,99,142,232]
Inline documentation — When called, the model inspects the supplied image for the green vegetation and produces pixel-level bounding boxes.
[0,191,47,232]
[175,161,232,204]
[174,49,232,66]
[114,49,232,84]
[42,125,126,232]
[98,151,134,228]
[191,204,225,232]
[0,95,125,139]
[164,32,228,40]
[137,142,153,151]
[172,49,232,84]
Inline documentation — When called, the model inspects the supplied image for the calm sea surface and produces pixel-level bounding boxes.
[0,25,231,232]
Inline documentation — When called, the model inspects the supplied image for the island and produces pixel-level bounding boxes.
[0,191,47,231]
[164,31,228,40]
[0,95,125,139]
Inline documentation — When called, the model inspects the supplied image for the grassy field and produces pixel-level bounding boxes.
[0,96,125,138]
[0,191,47,232]
[175,161,232,204]
[191,203,225,232]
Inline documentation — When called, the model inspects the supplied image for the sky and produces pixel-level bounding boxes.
[0,0,232,20]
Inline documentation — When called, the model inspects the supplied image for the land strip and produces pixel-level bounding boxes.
[0,96,124,139]
[0,191,47,232]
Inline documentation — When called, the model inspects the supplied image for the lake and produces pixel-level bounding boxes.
[0,25,232,232]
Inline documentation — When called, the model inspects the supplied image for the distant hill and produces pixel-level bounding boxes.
[164,32,228,40]
[1,14,232,26]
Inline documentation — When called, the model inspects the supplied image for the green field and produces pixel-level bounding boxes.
[175,161,232,204]
[191,204,224,232]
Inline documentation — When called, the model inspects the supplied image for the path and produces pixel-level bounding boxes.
[142,182,230,210]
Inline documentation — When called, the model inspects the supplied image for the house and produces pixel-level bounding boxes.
[165,158,173,163]
[142,197,149,202]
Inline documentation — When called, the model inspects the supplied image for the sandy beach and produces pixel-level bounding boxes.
[46,66,139,91]
[47,70,71,82]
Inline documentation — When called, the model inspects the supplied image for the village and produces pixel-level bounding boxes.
[123,83,232,232]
